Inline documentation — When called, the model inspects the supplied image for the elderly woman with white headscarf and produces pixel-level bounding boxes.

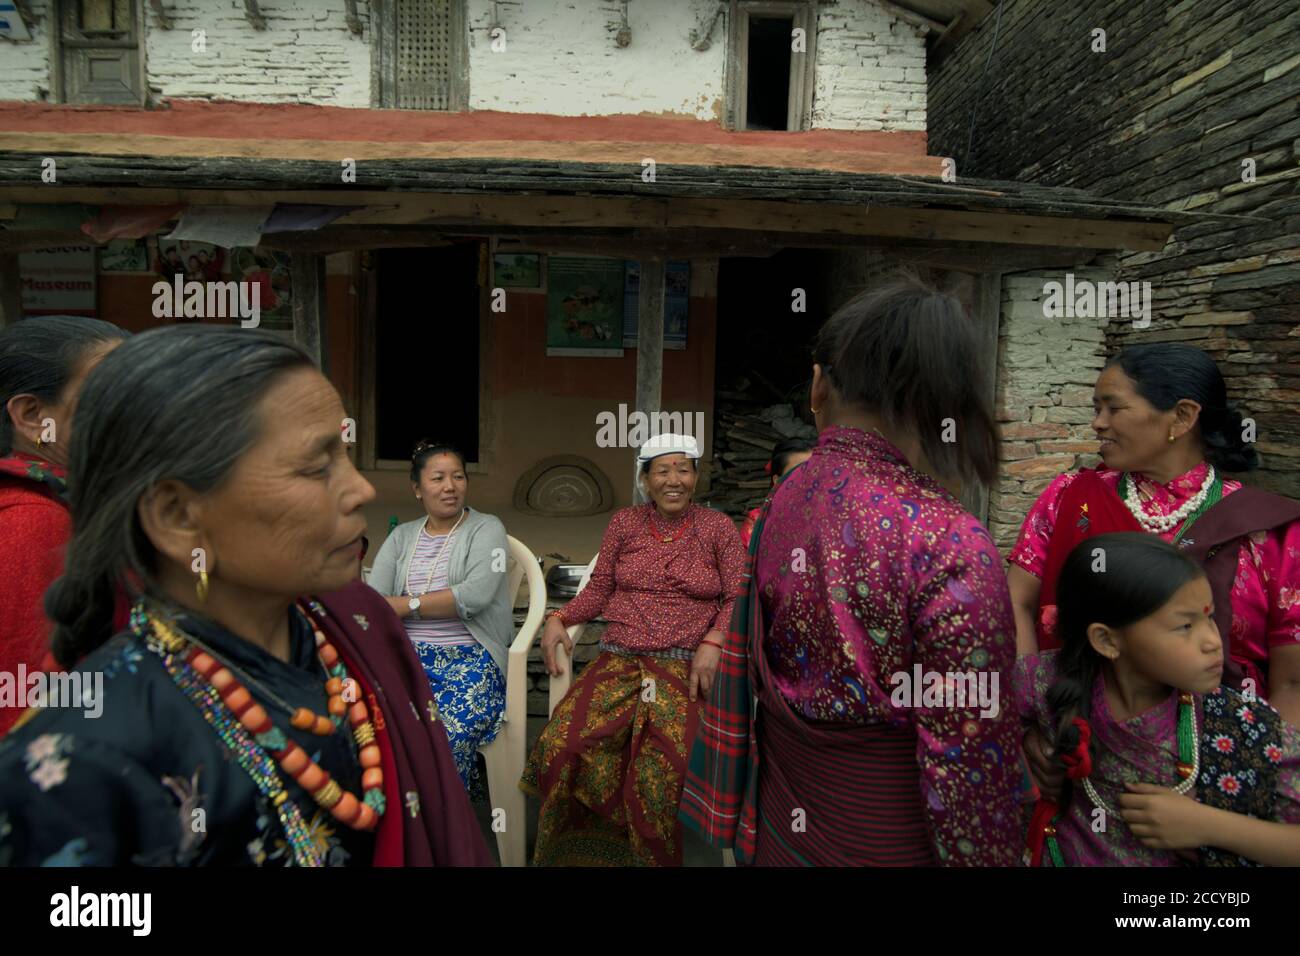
[520,434,746,866]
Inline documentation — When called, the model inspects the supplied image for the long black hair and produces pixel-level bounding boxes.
[45,325,316,667]
[1105,343,1257,472]
[1047,532,1205,804]
[0,315,128,455]
[811,273,998,484]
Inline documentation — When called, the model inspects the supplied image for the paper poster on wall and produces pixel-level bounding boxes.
[99,238,152,274]
[229,248,293,331]
[493,252,544,290]
[0,3,31,41]
[623,260,689,350]
[20,246,97,317]
[152,237,226,282]
[545,257,625,357]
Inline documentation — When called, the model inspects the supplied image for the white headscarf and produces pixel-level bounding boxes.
[633,432,702,504]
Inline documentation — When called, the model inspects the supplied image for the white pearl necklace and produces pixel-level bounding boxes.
[1080,703,1200,822]
[1122,465,1216,534]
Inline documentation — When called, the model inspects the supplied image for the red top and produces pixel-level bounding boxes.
[0,456,71,736]
[559,503,746,652]
[739,506,760,549]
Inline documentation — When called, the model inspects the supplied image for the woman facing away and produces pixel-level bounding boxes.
[0,325,490,866]
[367,440,512,796]
[682,274,1023,866]
[522,432,746,866]
[0,316,127,737]
[1018,533,1300,867]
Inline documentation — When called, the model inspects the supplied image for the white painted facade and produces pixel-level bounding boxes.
[0,0,54,101]
[465,0,727,120]
[814,0,927,131]
[145,0,373,107]
[0,0,925,130]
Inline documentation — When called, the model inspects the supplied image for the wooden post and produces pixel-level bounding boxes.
[290,251,327,374]
[958,271,1002,524]
[634,258,665,498]
[0,252,21,327]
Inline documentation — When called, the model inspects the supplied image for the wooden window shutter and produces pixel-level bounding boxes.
[56,0,144,105]
[394,0,462,110]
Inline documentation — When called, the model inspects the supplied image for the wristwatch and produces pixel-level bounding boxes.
[407,596,422,620]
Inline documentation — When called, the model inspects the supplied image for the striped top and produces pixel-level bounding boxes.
[402,526,475,647]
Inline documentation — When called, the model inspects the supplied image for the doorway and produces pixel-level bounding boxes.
[373,243,481,464]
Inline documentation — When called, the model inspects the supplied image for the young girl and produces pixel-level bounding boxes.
[1016,532,1300,866]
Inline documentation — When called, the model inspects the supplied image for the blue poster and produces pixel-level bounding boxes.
[623,260,689,350]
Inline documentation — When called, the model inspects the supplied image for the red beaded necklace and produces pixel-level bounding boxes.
[147,607,386,831]
[647,503,693,543]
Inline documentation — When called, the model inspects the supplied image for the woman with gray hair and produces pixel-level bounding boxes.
[0,325,490,867]
[521,433,746,866]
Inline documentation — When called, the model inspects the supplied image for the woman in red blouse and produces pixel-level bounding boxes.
[0,316,127,736]
[521,433,746,866]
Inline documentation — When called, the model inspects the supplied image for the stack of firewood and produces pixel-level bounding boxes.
[703,375,817,518]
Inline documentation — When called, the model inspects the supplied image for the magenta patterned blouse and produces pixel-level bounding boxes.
[1015,651,1300,866]
[1010,463,1300,677]
[559,503,746,653]
[756,425,1023,866]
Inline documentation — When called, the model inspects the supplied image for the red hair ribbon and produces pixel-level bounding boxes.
[1025,798,1060,867]
[763,460,773,476]
[1059,717,1092,780]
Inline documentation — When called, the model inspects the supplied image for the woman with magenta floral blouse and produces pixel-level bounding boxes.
[682,275,1023,866]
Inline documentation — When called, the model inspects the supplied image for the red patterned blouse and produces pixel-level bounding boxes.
[557,503,746,653]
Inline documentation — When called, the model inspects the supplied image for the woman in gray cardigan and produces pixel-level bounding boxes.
[368,441,513,796]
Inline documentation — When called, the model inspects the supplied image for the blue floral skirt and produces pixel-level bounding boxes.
[411,641,506,796]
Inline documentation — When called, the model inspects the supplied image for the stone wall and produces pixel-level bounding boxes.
[928,0,1300,502]
[813,0,927,131]
[466,0,727,119]
[988,270,1106,550]
[145,0,373,106]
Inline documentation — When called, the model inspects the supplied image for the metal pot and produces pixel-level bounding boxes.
[545,563,589,599]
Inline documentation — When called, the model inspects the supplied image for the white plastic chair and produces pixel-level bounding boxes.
[547,552,598,716]
[478,535,547,868]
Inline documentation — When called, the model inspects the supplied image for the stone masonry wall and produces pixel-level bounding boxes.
[988,269,1107,551]
[813,0,928,132]
[144,0,373,106]
[929,0,1300,505]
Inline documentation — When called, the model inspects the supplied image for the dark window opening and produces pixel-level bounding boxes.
[375,244,480,463]
[746,16,793,131]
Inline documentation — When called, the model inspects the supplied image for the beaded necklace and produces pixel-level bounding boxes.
[134,604,323,866]
[134,601,387,862]
[1119,468,1223,543]
[647,503,693,543]
[1041,692,1198,866]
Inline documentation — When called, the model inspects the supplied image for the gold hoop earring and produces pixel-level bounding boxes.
[35,436,44,449]
[810,406,820,415]
[1168,431,1176,444]
[195,569,210,604]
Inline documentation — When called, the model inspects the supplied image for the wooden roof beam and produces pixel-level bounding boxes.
[0,188,1175,251]
[930,0,995,67]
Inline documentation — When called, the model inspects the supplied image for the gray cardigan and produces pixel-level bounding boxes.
[367,507,513,675]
